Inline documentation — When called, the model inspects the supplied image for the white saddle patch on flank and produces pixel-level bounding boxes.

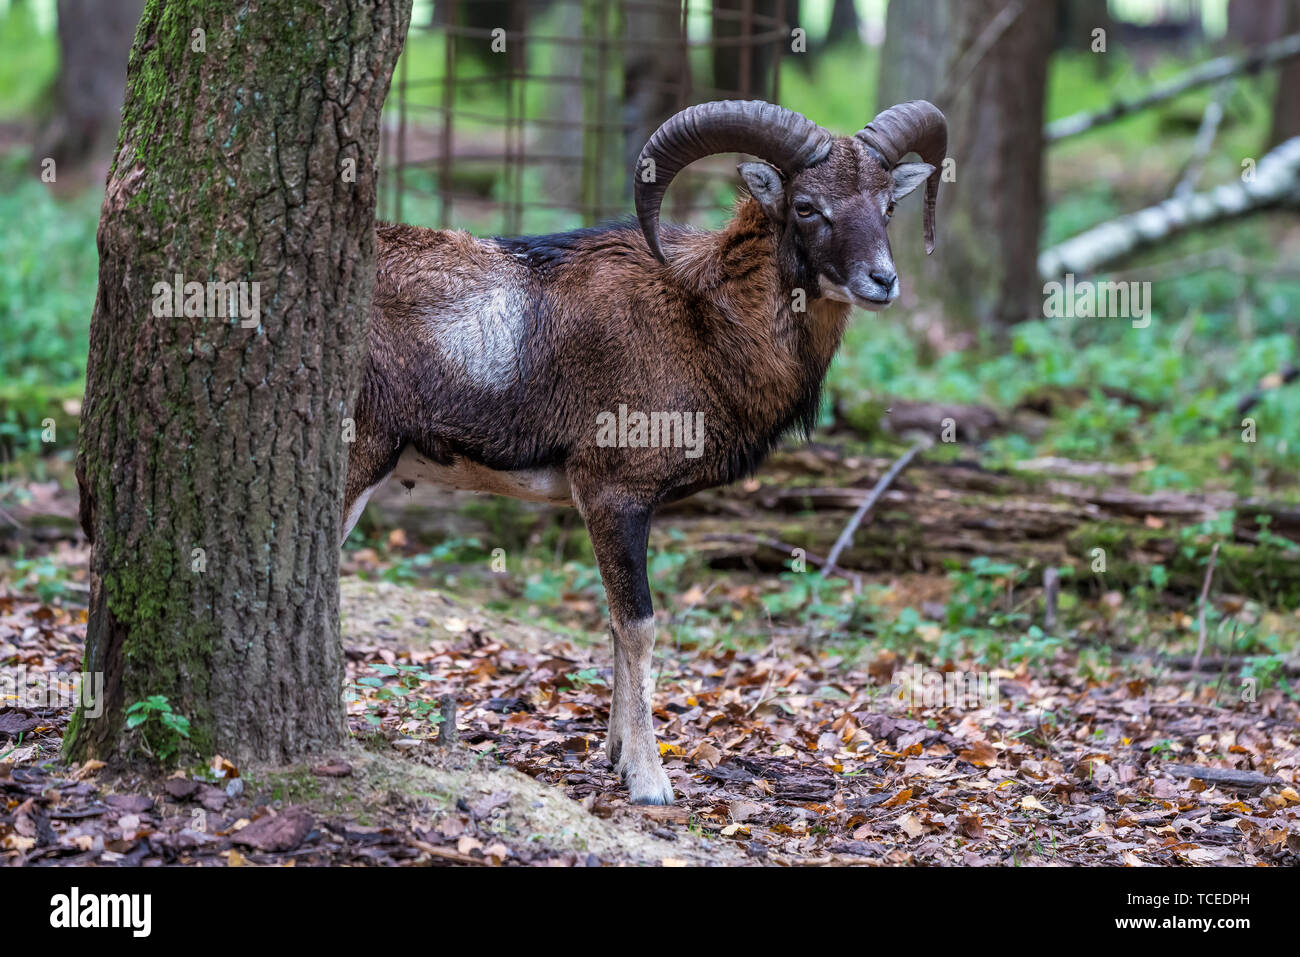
[431,282,529,390]
[391,446,573,506]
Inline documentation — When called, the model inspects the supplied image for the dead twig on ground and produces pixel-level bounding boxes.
[1172,80,1231,198]
[823,438,932,576]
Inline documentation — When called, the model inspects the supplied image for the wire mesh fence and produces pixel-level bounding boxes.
[379,0,793,236]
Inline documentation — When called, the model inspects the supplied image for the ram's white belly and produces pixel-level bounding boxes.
[391,447,573,506]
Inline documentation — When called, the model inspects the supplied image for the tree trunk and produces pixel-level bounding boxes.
[37,0,145,173]
[878,0,1056,330]
[1055,0,1113,51]
[70,0,411,765]
[826,0,860,44]
[622,0,686,201]
[712,0,781,97]
[1226,0,1287,47]
[1269,0,1300,147]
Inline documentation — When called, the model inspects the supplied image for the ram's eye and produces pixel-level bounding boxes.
[885,201,896,218]
[794,202,816,218]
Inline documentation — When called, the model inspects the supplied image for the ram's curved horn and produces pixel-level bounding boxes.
[855,100,948,254]
[634,100,834,263]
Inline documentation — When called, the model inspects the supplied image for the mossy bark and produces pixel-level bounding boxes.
[70,0,412,764]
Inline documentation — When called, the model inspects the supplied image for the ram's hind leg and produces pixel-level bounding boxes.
[579,491,674,806]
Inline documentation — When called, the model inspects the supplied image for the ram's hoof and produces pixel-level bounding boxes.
[624,762,674,805]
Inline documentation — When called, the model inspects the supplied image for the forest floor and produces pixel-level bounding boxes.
[2,455,1299,866]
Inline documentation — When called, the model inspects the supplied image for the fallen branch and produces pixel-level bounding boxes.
[692,532,859,585]
[823,438,931,575]
[1038,135,1300,279]
[410,840,489,865]
[1171,80,1230,198]
[1046,31,1300,142]
[1162,764,1284,791]
[663,451,1300,604]
[1143,653,1300,678]
[1236,364,1300,416]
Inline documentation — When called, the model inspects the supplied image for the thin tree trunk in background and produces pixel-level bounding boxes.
[623,0,685,201]
[70,0,411,764]
[826,0,860,44]
[37,0,145,172]
[1055,0,1113,77]
[1055,0,1112,50]
[1270,0,1300,146]
[712,0,781,96]
[1226,0,1287,46]
[879,0,1056,330]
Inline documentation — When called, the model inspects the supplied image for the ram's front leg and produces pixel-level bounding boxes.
[579,493,674,805]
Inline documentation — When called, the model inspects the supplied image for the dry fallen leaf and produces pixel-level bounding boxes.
[882,788,913,808]
[960,740,998,767]
[897,813,926,838]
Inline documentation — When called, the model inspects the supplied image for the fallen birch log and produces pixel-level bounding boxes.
[1046,31,1300,142]
[1038,135,1300,279]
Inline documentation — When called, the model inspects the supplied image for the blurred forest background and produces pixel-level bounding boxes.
[1,0,1298,867]
[0,0,1297,743]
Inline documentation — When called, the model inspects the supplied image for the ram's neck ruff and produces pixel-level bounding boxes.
[661,198,853,443]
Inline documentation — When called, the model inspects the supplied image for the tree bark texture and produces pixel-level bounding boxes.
[71,0,412,764]
[1269,0,1300,148]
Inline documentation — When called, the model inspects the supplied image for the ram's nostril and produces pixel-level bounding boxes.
[870,270,897,289]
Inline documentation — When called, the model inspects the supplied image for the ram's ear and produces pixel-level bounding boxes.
[891,162,934,201]
[738,161,786,222]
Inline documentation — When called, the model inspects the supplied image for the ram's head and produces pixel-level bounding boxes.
[635,99,947,311]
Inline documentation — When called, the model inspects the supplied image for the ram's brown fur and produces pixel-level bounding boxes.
[344,195,850,518]
[341,111,940,804]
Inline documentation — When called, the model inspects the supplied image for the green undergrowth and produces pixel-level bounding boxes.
[343,518,1300,697]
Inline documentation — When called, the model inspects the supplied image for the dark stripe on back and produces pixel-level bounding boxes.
[493,220,638,269]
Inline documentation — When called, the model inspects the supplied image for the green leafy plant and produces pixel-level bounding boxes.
[564,667,607,689]
[124,695,192,761]
[946,557,1030,630]
[349,663,445,731]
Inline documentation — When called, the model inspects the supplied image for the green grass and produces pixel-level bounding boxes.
[781,42,880,134]
[0,158,99,455]
[828,294,1300,495]
[0,1,57,122]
